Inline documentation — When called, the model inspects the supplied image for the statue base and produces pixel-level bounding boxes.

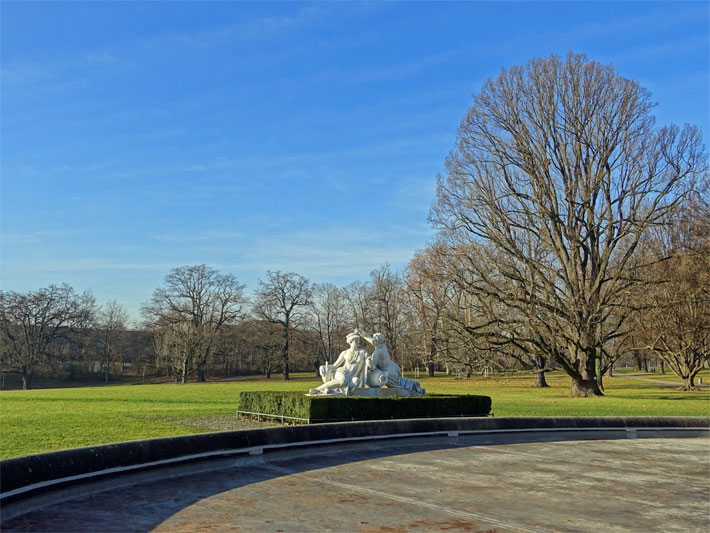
[307,386,425,398]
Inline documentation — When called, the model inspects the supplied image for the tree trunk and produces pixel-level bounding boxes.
[659,359,665,375]
[426,361,435,377]
[533,356,550,387]
[679,374,699,391]
[569,378,604,397]
[633,354,642,371]
[533,371,550,388]
[594,351,604,391]
[21,371,33,391]
[105,356,110,383]
[282,330,290,380]
[196,368,206,382]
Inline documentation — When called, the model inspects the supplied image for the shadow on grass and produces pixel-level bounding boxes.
[609,393,709,401]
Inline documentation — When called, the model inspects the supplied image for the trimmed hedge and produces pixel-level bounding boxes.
[238,391,492,422]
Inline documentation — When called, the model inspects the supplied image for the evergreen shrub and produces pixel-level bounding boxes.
[238,391,492,422]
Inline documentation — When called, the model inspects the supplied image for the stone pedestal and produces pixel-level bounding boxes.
[307,386,425,397]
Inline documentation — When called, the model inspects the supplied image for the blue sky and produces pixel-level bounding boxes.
[2,1,708,321]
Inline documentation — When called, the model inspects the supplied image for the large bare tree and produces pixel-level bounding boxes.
[0,284,95,390]
[150,319,202,383]
[310,283,350,364]
[253,270,313,380]
[406,244,451,376]
[636,194,710,390]
[344,280,375,332]
[96,300,129,383]
[368,264,407,364]
[244,319,284,379]
[407,243,540,383]
[142,264,247,383]
[432,52,707,396]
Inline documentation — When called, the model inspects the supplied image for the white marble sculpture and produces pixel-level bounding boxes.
[309,329,424,397]
[309,330,368,396]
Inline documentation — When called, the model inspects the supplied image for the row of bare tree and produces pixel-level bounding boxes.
[0,264,426,389]
[1,219,707,394]
[142,263,425,384]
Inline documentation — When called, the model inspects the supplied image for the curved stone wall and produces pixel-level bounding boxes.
[2,416,708,519]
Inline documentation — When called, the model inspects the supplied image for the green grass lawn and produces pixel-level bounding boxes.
[1,371,708,459]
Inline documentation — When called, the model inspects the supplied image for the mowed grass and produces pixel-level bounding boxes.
[1,371,708,459]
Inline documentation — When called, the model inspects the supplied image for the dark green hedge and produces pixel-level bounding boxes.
[238,391,492,423]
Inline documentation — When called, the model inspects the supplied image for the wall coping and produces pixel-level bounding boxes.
[2,416,708,508]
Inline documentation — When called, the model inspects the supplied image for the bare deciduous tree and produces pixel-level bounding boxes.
[431,52,707,396]
[636,195,710,390]
[310,283,350,364]
[150,320,200,382]
[0,284,95,390]
[406,244,451,376]
[368,264,407,364]
[97,300,129,383]
[142,264,247,383]
[344,280,375,332]
[253,271,313,380]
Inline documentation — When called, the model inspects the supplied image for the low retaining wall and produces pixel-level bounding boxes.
[2,417,708,520]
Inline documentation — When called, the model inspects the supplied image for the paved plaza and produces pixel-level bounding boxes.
[2,437,708,532]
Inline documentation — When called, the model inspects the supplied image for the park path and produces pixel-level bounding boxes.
[3,438,708,532]
[619,372,709,388]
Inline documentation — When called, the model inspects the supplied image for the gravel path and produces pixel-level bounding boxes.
[620,372,709,388]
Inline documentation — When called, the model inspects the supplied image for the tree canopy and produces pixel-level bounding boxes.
[431,52,707,396]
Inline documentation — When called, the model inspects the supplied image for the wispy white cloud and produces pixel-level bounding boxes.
[0,229,86,246]
[234,223,431,281]
[611,35,708,63]
[152,230,246,243]
[0,60,52,85]
[1,223,427,290]
[2,5,333,95]
[233,131,453,171]
[2,258,177,273]
[81,51,122,66]
[144,3,336,51]
[568,4,707,43]
[120,127,188,143]
[467,4,708,65]
[317,51,458,85]
[48,156,236,183]
[392,175,438,212]
[2,50,130,88]
[7,161,117,179]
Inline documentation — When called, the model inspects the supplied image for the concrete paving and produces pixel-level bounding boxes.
[2,438,708,532]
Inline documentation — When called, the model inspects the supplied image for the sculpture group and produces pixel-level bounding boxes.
[308,329,424,397]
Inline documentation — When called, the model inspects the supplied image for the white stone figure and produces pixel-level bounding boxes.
[361,332,425,395]
[361,332,401,388]
[309,329,425,396]
[309,330,367,396]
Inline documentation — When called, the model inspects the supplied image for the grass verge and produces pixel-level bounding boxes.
[1,371,707,458]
